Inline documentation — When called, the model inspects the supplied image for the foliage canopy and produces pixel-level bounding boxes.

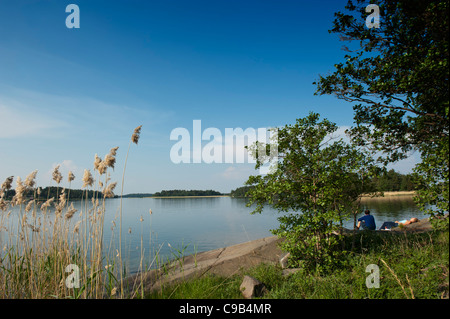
[314,0,449,226]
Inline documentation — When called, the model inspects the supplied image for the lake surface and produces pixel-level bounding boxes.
[2,196,426,274]
[100,196,426,273]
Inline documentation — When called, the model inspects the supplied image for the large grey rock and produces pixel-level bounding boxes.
[240,275,267,299]
[279,252,290,269]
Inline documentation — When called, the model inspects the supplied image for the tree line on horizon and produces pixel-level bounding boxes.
[231,169,417,198]
[2,186,102,201]
[3,188,225,200]
[152,189,222,197]
[0,169,418,201]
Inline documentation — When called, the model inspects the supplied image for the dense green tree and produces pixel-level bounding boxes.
[245,113,377,272]
[314,0,449,225]
[230,186,254,198]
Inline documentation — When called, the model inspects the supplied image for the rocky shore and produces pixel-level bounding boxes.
[125,235,285,295]
[125,214,439,297]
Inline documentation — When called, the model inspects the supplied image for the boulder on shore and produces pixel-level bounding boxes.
[240,275,267,299]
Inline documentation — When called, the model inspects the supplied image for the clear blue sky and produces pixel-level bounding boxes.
[0,0,418,194]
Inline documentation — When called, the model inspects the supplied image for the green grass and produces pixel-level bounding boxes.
[145,229,449,299]
[147,274,242,299]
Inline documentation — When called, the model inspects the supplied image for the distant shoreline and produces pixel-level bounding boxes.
[142,191,416,199]
[381,191,416,196]
[148,195,230,199]
[361,191,416,198]
[137,191,416,199]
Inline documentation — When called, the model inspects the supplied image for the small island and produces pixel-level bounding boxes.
[121,189,226,198]
[152,189,224,198]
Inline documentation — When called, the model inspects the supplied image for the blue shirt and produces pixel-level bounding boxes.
[358,214,376,230]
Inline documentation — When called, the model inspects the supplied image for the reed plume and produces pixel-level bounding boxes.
[27,223,40,233]
[94,154,102,171]
[104,147,119,169]
[0,197,7,211]
[73,220,81,234]
[104,182,117,198]
[65,203,77,220]
[40,197,54,211]
[24,170,38,188]
[131,125,142,144]
[68,171,75,183]
[1,176,14,191]
[12,176,26,206]
[82,169,94,188]
[0,176,13,203]
[98,161,108,175]
[52,165,63,184]
[55,190,67,216]
[104,155,115,169]
[110,146,119,156]
[25,199,35,213]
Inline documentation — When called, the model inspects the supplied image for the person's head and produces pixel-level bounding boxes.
[364,210,370,215]
[410,217,419,223]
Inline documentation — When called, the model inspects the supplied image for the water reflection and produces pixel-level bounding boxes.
[358,196,426,225]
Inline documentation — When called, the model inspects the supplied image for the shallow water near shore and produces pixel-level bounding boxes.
[1,195,426,274]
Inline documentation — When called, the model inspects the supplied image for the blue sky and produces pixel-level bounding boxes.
[0,0,419,194]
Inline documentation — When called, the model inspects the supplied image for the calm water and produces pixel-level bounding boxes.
[101,197,282,272]
[101,196,426,272]
[2,196,426,273]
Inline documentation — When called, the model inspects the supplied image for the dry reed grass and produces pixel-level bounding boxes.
[0,125,152,299]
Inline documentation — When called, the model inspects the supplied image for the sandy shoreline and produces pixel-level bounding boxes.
[148,195,230,199]
[361,191,416,198]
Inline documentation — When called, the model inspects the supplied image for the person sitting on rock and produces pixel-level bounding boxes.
[356,210,376,230]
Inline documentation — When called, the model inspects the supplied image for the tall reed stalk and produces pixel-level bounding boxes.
[118,125,142,298]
